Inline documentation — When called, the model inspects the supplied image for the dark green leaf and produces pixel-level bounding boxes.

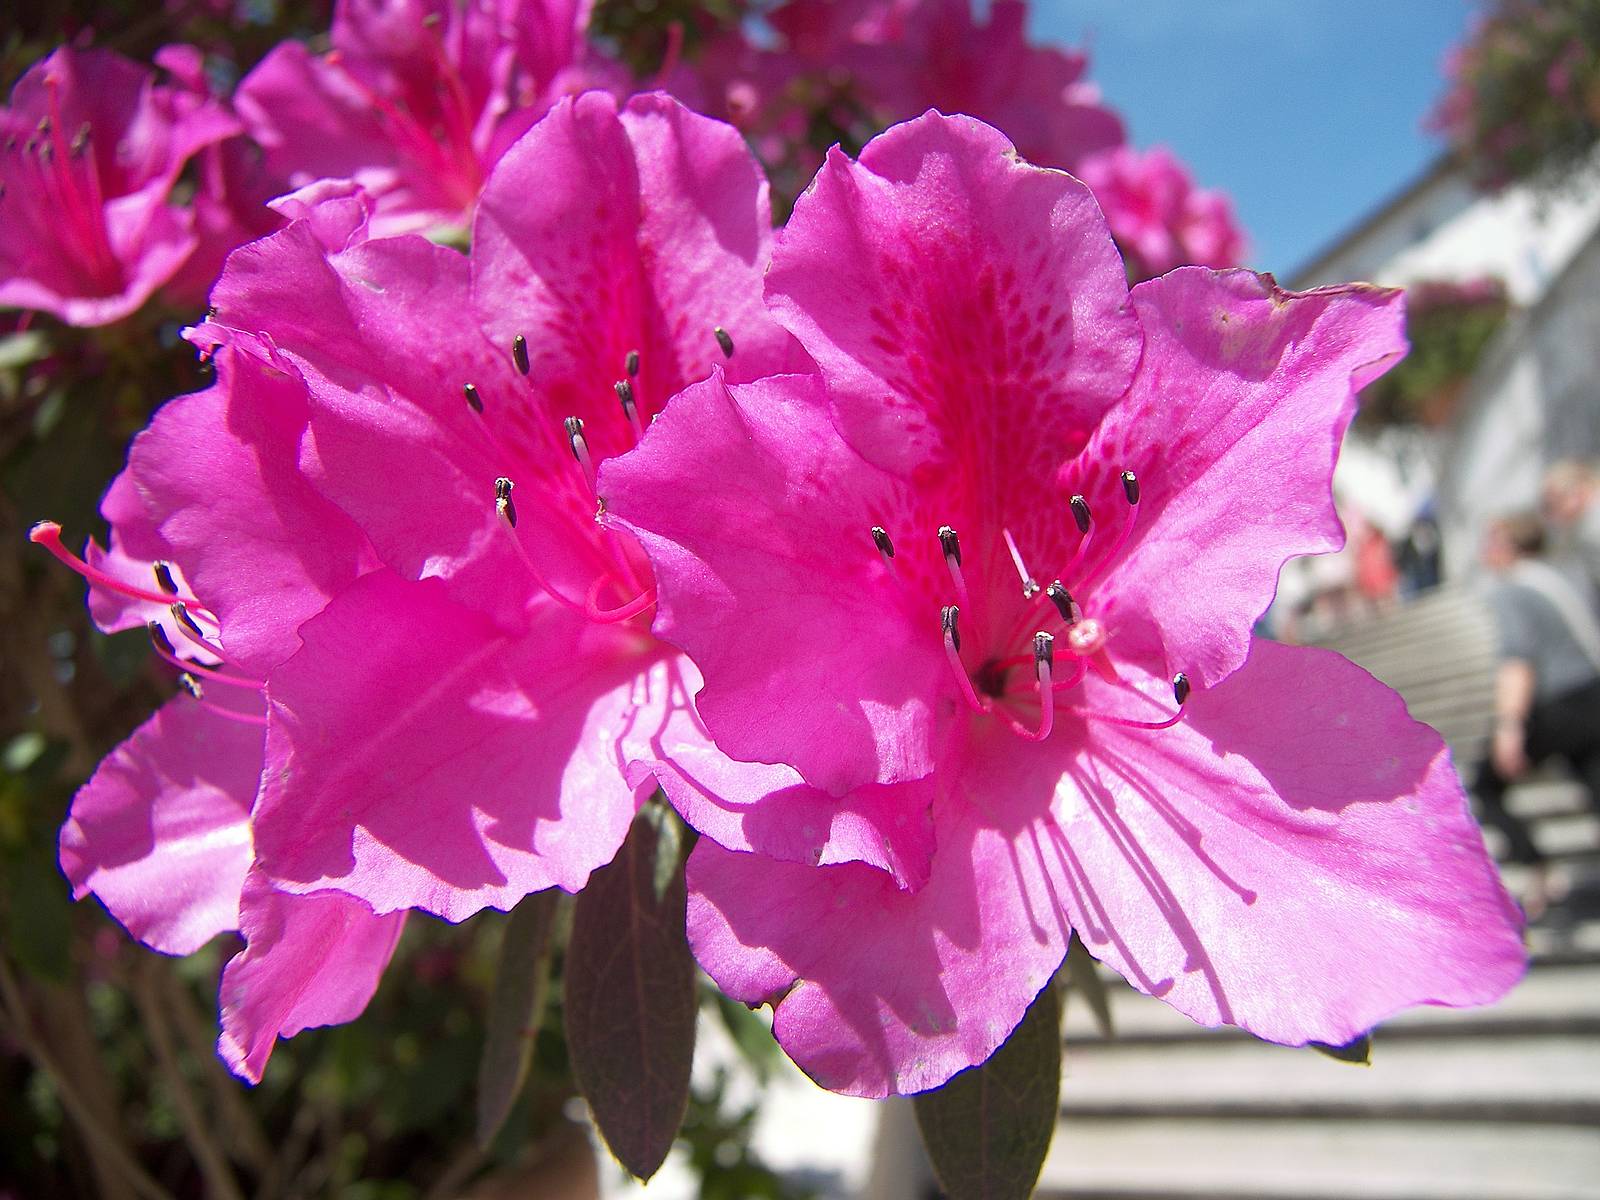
[1311,1033,1372,1065]
[1062,934,1113,1038]
[475,889,561,1146]
[914,982,1061,1200]
[565,807,696,1180]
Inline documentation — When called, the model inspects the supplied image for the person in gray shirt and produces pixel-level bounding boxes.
[1471,512,1600,912]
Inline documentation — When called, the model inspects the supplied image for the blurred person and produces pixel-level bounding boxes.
[1472,512,1600,916]
[1542,458,1600,593]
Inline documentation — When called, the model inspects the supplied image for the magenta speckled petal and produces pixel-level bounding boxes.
[768,110,1138,479]
[472,90,802,466]
[59,694,261,956]
[218,870,405,1083]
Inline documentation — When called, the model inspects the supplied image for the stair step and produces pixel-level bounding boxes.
[1038,1118,1600,1200]
[1064,963,1600,1046]
[1057,1034,1600,1115]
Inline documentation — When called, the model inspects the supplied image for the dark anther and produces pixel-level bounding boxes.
[36,117,50,135]
[1172,672,1191,706]
[714,326,735,358]
[205,305,218,319]
[626,349,640,377]
[70,123,90,156]
[152,560,180,595]
[938,525,961,566]
[511,333,530,375]
[178,673,204,700]
[495,476,517,527]
[1070,495,1092,534]
[615,378,636,413]
[170,603,206,641]
[941,604,961,653]
[148,621,177,658]
[463,382,483,413]
[563,416,585,455]
[1033,631,1055,671]
[1045,581,1077,625]
[1121,470,1140,505]
[871,525,895,559]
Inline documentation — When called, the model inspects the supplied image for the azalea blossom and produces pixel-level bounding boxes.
[673,0,1121,205]
[1076,144,1248,280]
[601,111,1528,1097]
[0,45,238,325]
[40,357,404,1081]
[234,0,625,237]
[41,94,907,1082]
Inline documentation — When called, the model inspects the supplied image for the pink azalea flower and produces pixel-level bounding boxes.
[44,91,920,1066]
[0,45,238,326]
[234,0,625,237]
[600,112,1528,1097]
[44,354,404,1081]
[830,0,1124,172]
[1076,144,1248,280]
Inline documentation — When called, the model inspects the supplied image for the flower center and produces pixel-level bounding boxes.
[873,467,1192,742]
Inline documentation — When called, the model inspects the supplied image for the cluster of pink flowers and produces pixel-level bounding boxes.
[2,0,1244,332]
[24,0,1524,1113]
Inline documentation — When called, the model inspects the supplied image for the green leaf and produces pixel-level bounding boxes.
[1062,934,1113,1038]
[565,806,697,1180]
[914,982,1062,1200]
[475,889,561,1146]
[1311,1033,1373,1066]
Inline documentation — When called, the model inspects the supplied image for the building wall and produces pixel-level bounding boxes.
[1435,227,1600,576]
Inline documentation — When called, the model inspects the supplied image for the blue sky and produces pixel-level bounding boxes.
[1034,1,1476,277]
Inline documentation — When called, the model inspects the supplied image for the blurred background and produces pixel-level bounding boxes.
[2,2,1598,1198]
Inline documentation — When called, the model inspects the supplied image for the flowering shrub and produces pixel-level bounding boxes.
[1429,0,1600,191]
[3,3,1529,1197]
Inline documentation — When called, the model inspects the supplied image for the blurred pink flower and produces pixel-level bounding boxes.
[1077,144,1247,280]
[234,0,625,236]
[603,112,1527,1097]
[0,45,238,325]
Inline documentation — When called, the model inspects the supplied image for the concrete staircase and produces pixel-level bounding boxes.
[1038,586,1600,1200]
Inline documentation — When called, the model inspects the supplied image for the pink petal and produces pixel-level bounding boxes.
[766,110,1139,479]
[472,90,801,467]
[602,372,949,796]
[120,346,377,676]
[59,694,261,956]
[1045,639,1525,1046]
[218,870,405,1084]
[201,205,557,628]
[687,776,1067,1098]
[624,655,937,889]
[1074,269,1407,692]
[251,570,643,922]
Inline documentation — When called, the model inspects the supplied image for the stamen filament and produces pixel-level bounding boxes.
[1002,528,1040,598]
[494,479,588,616]
[149,624,264,689]
[938,526,971,609]
[30,523,208,611]
[1022,632,1056,742]
[584,576,657,624]
[942,605,988,714]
